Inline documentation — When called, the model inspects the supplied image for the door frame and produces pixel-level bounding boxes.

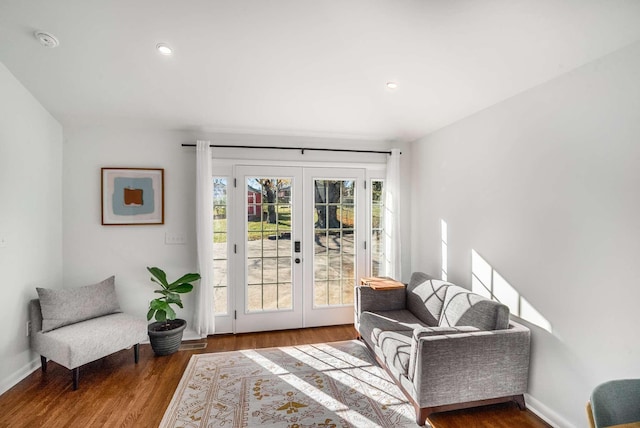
[212,158,386,334]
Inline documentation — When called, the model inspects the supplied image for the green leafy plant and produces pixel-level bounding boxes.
[146,266,200,325]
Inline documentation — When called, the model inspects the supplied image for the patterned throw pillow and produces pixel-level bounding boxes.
[36,276,122,332]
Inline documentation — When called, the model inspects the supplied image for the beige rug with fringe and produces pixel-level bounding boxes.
[159,340,420,427]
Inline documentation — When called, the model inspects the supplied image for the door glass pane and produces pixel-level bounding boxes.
[371,179,384,277]
[213,178,228,315]
[313,179,355,307]
[246,177,293,312]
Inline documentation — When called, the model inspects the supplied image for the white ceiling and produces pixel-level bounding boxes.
[1,1,640,143]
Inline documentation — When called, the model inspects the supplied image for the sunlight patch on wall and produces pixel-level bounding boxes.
[520,297,552,332]
[441,219,448,281]
[471,250,552,332]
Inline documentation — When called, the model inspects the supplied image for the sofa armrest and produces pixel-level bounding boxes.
[410,321,530,407]
[408,326,480,378]
[354,285,407,332]
[355,285,406,314]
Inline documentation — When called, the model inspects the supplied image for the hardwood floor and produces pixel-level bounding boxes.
[0,325,550,428]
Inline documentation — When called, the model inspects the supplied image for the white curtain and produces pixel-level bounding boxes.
[194,140,215,337]
[384,148,402,280]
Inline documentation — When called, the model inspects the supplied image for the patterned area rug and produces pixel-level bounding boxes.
[160,340,420,427]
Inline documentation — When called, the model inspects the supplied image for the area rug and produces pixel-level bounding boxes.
[159,340,421,427]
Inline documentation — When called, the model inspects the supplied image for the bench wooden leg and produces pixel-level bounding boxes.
[72,368,79,390]
[134,343,140,363]
[40,356,47,373]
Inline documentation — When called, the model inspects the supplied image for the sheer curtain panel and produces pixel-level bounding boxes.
[195,140,215,336]
[384,149,402,281]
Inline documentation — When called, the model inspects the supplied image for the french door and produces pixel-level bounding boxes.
[233,165,365,333]
[234,166,303,333]
[303,167,365,327]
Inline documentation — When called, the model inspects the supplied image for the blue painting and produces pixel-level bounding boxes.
[112,177,155,215]
[102,168,164,225]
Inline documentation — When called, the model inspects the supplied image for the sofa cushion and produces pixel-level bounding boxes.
[377,330,413,379]
[438,285,510,330]
[37,276,121,333]
[359,310,426,348]
[406,273,451,326]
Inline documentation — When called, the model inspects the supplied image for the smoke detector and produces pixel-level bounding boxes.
[34,31,60,48]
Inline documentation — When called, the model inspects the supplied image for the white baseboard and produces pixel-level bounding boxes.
[0,358,41,396]
[526,393,575,428]
[182,328,204,341]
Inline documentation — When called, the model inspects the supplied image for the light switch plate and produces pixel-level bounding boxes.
[165,233,186,245]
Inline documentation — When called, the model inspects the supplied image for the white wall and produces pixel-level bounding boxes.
[410,40,640,427]
[0,63,63,393]
[62,128,200,326]
[62,129,409,336]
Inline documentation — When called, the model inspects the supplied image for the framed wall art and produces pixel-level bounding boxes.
[101,168,164,225]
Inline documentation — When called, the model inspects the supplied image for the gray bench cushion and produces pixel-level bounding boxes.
[31,311,148,369]
[439,285,510,330]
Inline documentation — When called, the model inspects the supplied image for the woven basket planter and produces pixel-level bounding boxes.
[148,319,187,356]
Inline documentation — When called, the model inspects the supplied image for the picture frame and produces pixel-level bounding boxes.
[101,168,164,225]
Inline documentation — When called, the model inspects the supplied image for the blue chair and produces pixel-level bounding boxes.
[587,379,640,428]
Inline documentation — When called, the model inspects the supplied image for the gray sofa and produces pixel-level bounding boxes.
[29,276,148,390]
[355,272,531,426]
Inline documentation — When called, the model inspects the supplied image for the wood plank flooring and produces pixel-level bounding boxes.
[0,325,550,428]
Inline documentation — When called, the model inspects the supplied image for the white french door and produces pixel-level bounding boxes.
[303,167,365,327]
[234,166,303,333]
[233,165,366,333]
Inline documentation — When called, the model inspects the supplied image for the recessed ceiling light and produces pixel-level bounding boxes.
[156,43,173,55]
[34,31,60,48]
[386,81,398,90]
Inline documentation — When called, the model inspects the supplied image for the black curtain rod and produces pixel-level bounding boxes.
[181,143,395,155]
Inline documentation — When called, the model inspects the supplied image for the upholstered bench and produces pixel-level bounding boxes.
[29,276,148,390]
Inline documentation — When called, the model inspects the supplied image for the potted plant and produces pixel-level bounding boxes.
[146,266,201,356]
